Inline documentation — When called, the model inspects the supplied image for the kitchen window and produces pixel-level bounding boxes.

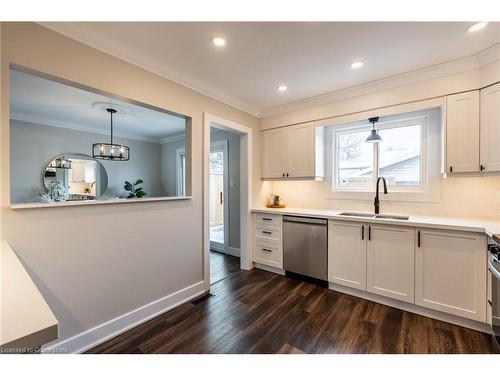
[333,116,428,193]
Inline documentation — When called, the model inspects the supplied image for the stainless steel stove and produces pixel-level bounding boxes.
[488,235,500,352]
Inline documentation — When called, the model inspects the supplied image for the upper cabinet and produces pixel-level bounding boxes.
[446,91,480,173]
[446,83,500,174]
[262,122,324,180]
[480,82,500,172]
[262,128,286,179]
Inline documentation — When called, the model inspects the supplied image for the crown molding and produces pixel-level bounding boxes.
[36,23,499,120]
[160,132,185,144]
[260,42,500,118]
[10,113,164,144]
[37,22,261,117]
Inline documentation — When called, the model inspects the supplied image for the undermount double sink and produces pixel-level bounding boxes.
[339,212,410,221]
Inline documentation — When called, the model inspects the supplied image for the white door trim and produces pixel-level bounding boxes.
[203,113,253,290]
[209,139,229,251]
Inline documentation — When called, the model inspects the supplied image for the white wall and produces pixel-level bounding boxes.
[1,22,265,351]
[260,59,500,222]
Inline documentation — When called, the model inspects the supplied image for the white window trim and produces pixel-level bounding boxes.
[175,147,186,196]
[328,109,442,203]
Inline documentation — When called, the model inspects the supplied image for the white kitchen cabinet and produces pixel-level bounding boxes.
[446,90,480,173]
[262,122,324,180]
[253,213,283,269]
[480,82,500,172]
[70,163,85,182]
[262,128,285,179]
[366,224,415,303]
[328,220,367,291]
[415,228,487,322]
[286,123,315,178]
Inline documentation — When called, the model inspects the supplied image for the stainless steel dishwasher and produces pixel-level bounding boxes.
[283,216,328,281]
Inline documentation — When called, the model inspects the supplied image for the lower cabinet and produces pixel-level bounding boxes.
[415,228,487,322]
[253,213,283,270]
[328,221,367,290]
[366,225,415,303]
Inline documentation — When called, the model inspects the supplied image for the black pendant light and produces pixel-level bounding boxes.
[365,116,382,143]
[92,108,130,161]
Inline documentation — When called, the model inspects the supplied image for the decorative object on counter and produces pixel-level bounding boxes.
[365,116,383,143]
[38,192,53,203]
[46,180,69,202]
[124,179,146,198]
[266,193,286,208]
[92,104,130,161]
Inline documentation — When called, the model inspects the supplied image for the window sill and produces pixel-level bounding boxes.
[10,196,192,210]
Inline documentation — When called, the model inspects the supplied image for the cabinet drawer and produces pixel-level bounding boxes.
[254,225,282,242]
[254,213,282,228]
[254,240,282,269]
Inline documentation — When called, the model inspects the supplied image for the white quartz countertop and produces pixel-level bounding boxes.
[252,207,500,237]
[0,241,58,352]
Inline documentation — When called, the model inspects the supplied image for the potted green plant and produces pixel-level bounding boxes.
[124,179,147,198]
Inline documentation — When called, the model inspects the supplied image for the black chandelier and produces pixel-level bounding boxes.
[92,108,130,161]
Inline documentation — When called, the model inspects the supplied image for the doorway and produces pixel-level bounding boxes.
[203,113,253,290]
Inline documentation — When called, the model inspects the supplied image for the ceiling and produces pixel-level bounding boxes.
[42,22,500,117]
[9,69,187,142]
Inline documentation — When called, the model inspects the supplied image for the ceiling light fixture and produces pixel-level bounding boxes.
[277,84,288,92]
[212,36,226,47]
[365,117,383,144]
[92,108,130,161]
[468,22,488,33]
[351,61,364,69]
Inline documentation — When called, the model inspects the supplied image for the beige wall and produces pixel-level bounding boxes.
[260,59,500,222]
[1,22,264,346]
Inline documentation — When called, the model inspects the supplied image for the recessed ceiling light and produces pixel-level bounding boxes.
[211,36,226,47]
[468,22,488,33]
[351,61,364,69]
[277,84,288,92]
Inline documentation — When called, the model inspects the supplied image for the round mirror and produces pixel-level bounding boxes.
[43,153,108,201]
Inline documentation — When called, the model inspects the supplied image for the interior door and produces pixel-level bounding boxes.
[210,140,228,251]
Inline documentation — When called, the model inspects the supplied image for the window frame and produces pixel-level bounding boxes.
[332,116,429,194]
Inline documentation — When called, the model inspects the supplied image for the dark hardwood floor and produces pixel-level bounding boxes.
[210,250,241,284]
[87,252,495,354]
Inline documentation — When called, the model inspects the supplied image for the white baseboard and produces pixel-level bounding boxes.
[329,283,492,334]
[254,262,286,276]
[41,281,207,354]
[211,246,241,257]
